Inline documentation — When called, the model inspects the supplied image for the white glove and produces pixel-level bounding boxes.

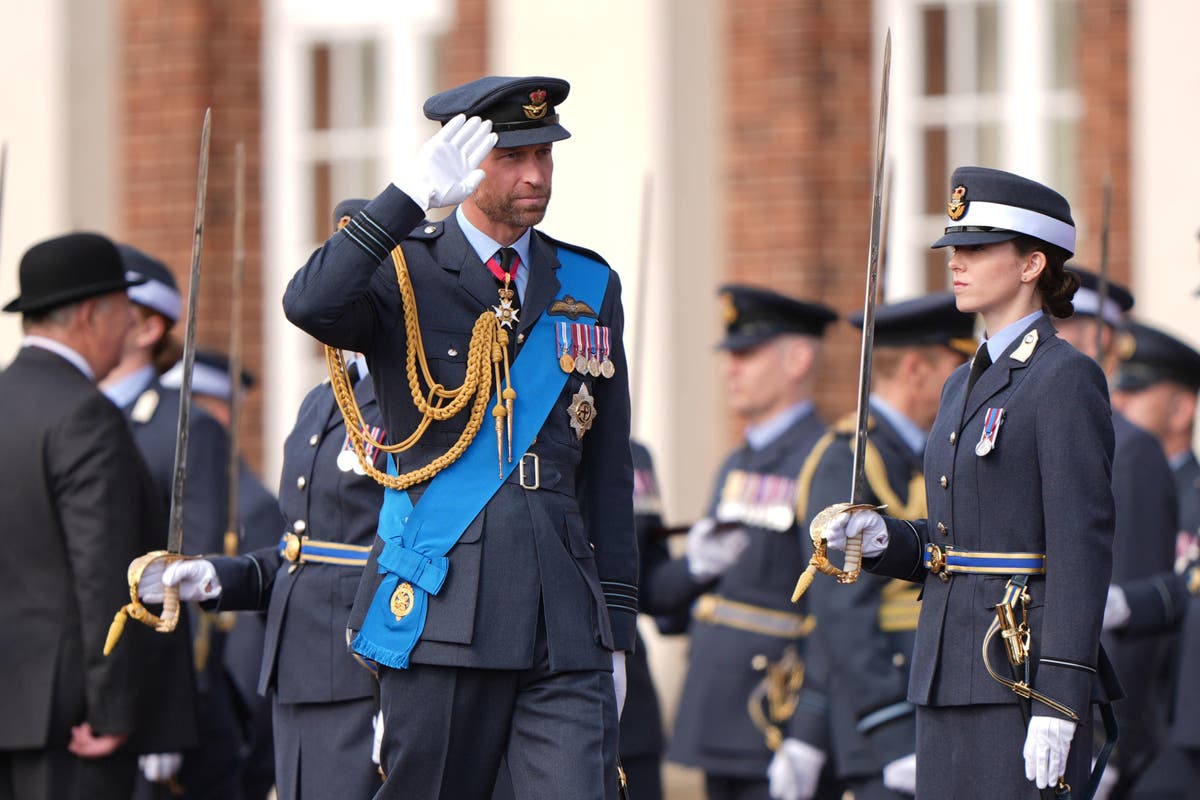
[371,710,384,766]
[821,509,889,557]
[395,115,497,211]
[1102,584,1131,631]
[1023,716,1077,789]
[138,752,183,782]
[686,518,750,581]
[612,651,627,720]
[767,738,826,800]
[881,752,917,795]
[137,558,221,603]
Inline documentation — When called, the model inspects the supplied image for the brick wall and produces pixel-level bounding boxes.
[437,0,489,90]
[119,0,266,472]
[722,0,875,423]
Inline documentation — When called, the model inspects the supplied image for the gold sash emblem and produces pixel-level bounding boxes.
[390,581,416,620]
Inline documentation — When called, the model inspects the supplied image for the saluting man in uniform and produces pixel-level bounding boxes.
[660,285,838,800]
[279,77,636,799]
[821,167,1120,796]
[139,199,388,800]
[789,292,973,799]
[1055,269,1179,796]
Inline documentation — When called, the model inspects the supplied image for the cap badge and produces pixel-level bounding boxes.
[523,89,549,120]
[1116,331,1137,361]
[720,292,738,326]
[947,185,968,221]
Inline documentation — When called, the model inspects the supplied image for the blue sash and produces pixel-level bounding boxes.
[352,249,608,668]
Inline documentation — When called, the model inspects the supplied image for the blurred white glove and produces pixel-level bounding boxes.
[371,710,384,766]
[395,115,497,211]
[1092,759,1118,800]
[767,738,826,800]
[138,752,183,782]
[686,518,750,581]
[612,651,627,720]
[1023,716,1076,789]
[1102,584,1131,631]
[137,558,221,603]
[881,752,917,795]
[821,509,889,557]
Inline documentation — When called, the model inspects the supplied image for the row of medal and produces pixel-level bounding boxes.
[336,424,384,474]
[633,466,663,516]
[557,322,616,378]
[715,469,798,533]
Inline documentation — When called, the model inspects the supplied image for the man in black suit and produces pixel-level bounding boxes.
[0,232,153,799]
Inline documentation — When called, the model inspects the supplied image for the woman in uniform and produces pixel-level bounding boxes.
[820,166,1116,797]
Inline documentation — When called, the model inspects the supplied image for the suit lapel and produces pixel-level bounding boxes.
[961,315,1054,424]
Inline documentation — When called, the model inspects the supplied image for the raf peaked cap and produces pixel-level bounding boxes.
[1115,321,1200,393]
[718,284,837,351]
[848,291,977,356]
[1066,266,1134,326]
[4,232,145,314]
[333,198,369,228]
[931,166,1076,256]
[162,348,255,402]
[424,76,571,148]
[119,243,181,323]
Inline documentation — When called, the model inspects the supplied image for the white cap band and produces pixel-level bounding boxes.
[128,277,182,322]
[1070,287,1124,327]
[161,361,234,401]
[947,200,1076,254]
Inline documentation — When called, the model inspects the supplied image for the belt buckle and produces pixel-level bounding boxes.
[926,544,950,582]
[283,532,303,563]
[519,451,540,490]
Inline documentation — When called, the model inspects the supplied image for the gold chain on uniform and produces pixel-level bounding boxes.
[325,241,516,490]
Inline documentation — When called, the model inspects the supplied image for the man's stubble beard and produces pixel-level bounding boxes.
[473,186,552,230]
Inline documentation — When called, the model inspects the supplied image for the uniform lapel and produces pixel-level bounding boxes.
[515,231,562,341]
[438,214,502,311]
[961,316,1053,424]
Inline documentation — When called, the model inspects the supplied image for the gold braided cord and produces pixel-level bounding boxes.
[324,244,510,490]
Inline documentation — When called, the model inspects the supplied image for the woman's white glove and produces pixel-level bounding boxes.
[612,651,627,720]
[137,558,221,603]
[686,518,750,581]
[1023,716,1076,789]
[821,508,889,557]
[371,710,384,766]
[139,752,183,782]
[1102,584,1131,631]
[881,752,917,795]
[395,115,497,211]
[767,738,826,800]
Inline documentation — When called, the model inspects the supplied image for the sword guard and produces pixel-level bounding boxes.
[104,551,191,654]
[792,502,884,601]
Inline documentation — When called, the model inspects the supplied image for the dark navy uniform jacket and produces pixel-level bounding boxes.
[212,373,384,704]
[664,409,825,778]
[283,185,638,672]
[868,315,1116,720]
[795,409,924,779]
[1175,453,1200,540]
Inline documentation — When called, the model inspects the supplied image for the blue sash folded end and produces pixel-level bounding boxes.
[350,633,411,670]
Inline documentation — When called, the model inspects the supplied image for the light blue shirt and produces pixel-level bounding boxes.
[745,401,815,452]
[870,395,927,456]
[23,336,95,382]
[103,364,157,408]
[456,206,531,303]
[984,309,1043,362]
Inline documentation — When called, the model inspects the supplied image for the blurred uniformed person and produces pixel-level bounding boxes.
[281,75,639,800]
[660,284,837,800]
[822,167,1120,796]
[102,246,246,800]
[792,292,974,798]
[0,233,152,799]
[1056,270,1179,796]
[139,199,386,800]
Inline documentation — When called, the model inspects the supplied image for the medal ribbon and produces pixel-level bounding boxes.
[980,407,1004,450]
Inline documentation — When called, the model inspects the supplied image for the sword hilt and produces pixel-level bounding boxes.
[103,551,187,655]
[157,583,181,633]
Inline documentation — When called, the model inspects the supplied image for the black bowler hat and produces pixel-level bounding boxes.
[1066,266,1134,325]
[161,348,255,402]
[717,284,837,351]
[424,76,571,148]
[931,166,1076,256]
[4,232,145,314]
[119,244,181,323]
[333,198,368,228]
[1114,321,1200,393]
[848,292,977,356]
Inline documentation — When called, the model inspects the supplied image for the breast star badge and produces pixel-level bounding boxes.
[567,383,598,439]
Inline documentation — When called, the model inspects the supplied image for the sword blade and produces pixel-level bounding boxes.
[0,141,8,275]
[225,141,246,546]
[1095,173,1113,364]
[849,31,892,505]
[167,108,213,555]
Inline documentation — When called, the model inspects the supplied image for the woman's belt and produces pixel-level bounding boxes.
[279,533,372,567]
[924,544,1046,576]
[693,594,816,639]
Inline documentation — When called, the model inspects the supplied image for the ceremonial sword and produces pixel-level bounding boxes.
[105,109,212,654]
[0,141,8,279]
[793,31,891,601]
[224,141,246,560]
[1094,174,1112,365]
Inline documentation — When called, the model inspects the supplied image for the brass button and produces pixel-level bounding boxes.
[447,348,458,357]
[939,475,948,489]
[892,652,906,668]
[424,225,436,234]
[309,434,319,447]
[294,519,307,534]
[949,431,957,444]
[936,522,948,535]
[296,476,307,490]
[517,333,526,343]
